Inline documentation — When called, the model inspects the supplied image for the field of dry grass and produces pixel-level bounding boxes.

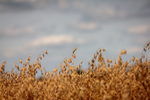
[0,41,150,100]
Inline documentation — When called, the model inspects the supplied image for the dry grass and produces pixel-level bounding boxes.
[0,42,150,100]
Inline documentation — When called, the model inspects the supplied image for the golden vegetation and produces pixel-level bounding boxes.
[0,42,150,100]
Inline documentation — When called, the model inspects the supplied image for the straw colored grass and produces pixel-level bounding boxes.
[0,41,150,100]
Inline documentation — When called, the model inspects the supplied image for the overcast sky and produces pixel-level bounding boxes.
[0,0,150,77]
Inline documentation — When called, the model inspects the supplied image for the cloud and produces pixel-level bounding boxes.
[4,51,16,58]
[0,0,34,10]
[13,0,37,3]
[28,34,86,47]
[2,34,86,58]
[94,7,116,17]
[58,0,69,10]
[127,24,150,34]
[5,26,34,35]
[126,47,142,54]
[76,38,86,44]
[3,47,25,58]
[133,37,149,44]
[0,0,50,11]
[72,1,116,16]
[71,22,99,31]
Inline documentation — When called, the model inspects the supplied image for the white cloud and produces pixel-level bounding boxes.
[3,35,86,58]
[5,26,34,35]
[72,1,116,17]
[30,35,73,47]
[13,0,37,3]
[76,38,86,44]
[126,47,142,54]
[58,0,69,10]
[29,34,86,47]
[72,22,98,30]
[3,47,25,58]
[127,24,150,34]
[133,37,148,44]
[96,7,115,16]
[4,51,15,58]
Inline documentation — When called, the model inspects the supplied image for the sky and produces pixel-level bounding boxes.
[0,0,150,77]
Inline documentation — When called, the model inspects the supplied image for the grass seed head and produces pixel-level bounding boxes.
[19,60,22,64]
[39,56,42,60]
[102,48,106,52]
[42,53,45,57]
[45,51,48,54]
[121,50,127,55]
[0,41,150,100]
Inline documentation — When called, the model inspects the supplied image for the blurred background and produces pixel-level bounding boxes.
[0,0,150,77]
